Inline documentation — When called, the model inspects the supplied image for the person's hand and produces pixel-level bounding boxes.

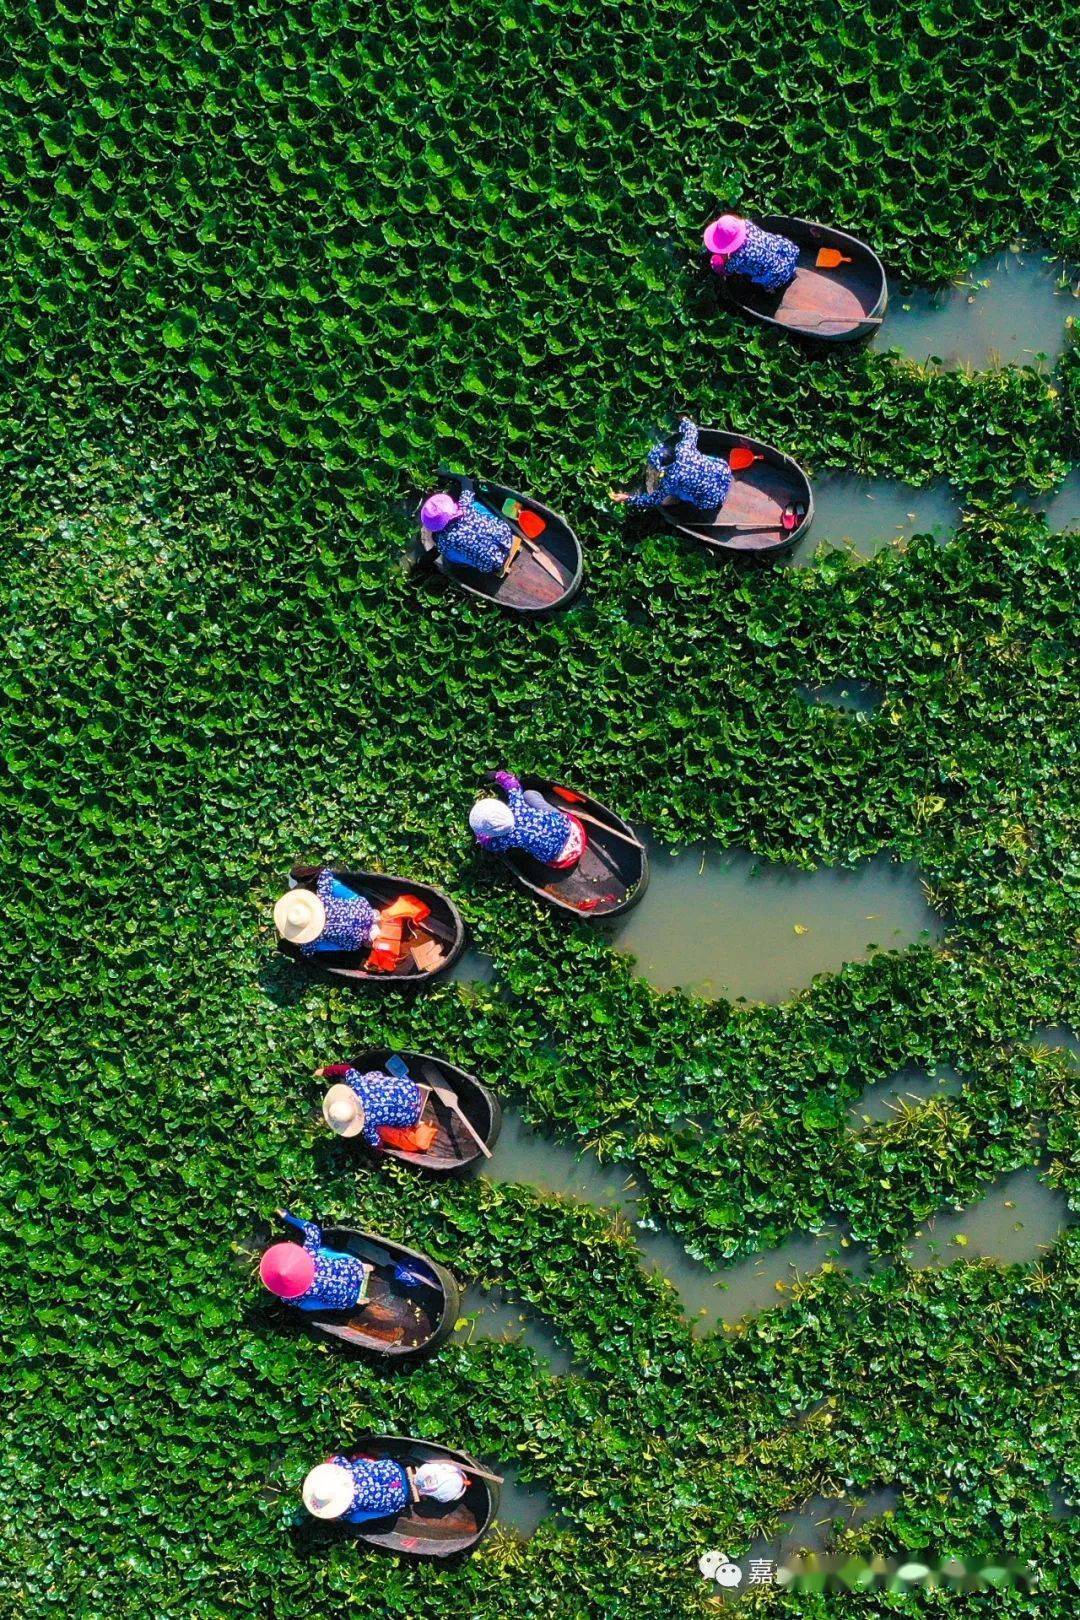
[609,489,629,503]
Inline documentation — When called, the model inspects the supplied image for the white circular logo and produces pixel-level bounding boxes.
[699,1551,743,1587]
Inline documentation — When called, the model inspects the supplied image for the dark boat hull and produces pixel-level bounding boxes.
[278,867,466,984]
[338,1435,499,1557]
[655,428,814,556]
[420,474,583,615]
[301,1227,460,1358]
[717,215,887,343]
[490,775,648,918]
[345,1049,502,1173]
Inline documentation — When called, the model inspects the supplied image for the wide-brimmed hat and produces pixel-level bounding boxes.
[260,1242,317,1300]
[302,1462,355,1520]
[469,797,514,839]
[703,214,748,256]
[420,491,462,532]
[322,1083,367,1139]
[274,889,326,945]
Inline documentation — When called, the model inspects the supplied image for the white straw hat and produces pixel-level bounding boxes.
[302,1462,355,1520]
[274,890,327,946]
[322,1084,366,1139]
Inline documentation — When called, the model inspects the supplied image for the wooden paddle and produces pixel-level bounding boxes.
[392,1055,493,1160]
[565,807,646,852]
[463,1465,505,1486]
[477,500,563,583]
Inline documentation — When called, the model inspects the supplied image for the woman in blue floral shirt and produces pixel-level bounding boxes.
[274,869,380,958]
[611,417,732,515]
[318,1062,426,1147]
[259,1211,372,1312]
[421,488,513,573]
[704,214,800,292]
[470,770,586,867]
[303,1451,469,1523]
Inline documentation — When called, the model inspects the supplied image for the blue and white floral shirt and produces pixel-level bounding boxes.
[339,1067,424,1147]
[475,772,580,864]
[721,221,799,292]
[291,1218,370,1313]
[438,488,513,574]
[328,1453,410,1523]
[300,869,380,958]
[628,419,732,514]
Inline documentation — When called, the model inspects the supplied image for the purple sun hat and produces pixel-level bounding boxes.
[420,491,462,532]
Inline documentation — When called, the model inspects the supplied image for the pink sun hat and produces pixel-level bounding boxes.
[420,491,462,532]
[703,214,749,257]
[260,1242,316,1300]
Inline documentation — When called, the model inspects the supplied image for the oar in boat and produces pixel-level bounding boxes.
[568,808,645,852]
[476,500,563,584]
[385,1054,493,1160]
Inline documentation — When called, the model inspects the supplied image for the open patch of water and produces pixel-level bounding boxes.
[493,1461,553,1539]
[453,1284,575,1377]
[1030,1026,1080,1062]
[447,945,498,985]
[607,839,945,1004]
[485,1112,871,1329]
[900,1165,1071,1269]
[798,680,883,715]
[875,248,1077,371]
[850,1063,965,1126]
[786,476,960,565]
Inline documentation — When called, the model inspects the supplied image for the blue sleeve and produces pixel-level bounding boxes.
[677,418,699,453]
[299,1219,323,1253]
[626,488,663,509]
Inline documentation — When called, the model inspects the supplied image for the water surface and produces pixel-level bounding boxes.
[900,1166,1071,1268]
[494,1462,553,1539]
[608,840,945,1003]
[788,476,960,564]
[453,1283,574,1377]
[850,1063,965,1126]
[1030,1026,1080,1061]
[876,249,1076,370]
[798,680,882,715]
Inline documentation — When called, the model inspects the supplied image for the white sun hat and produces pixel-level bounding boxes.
[322,1084,366,1139]
[469,798,515,839]
[274,889,327,945]
[413,1459,468,1502]
[302,1462,355,1520]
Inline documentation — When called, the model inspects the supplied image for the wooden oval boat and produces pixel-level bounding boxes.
[653,427,814,556]
[336,1434,499,1557]
[300,1226,460,1358]
[715,215,887,343]
[278,866,466,983]
[419,471,583,615]
[485,774,648,918]
[344,1048,502,1173]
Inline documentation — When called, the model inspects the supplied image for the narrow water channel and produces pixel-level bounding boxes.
[786,476,960,565]
[453,1283,575,1376]
[899,1165,1071,1268]
[607,840,945,1004]
[874,248,1077,370]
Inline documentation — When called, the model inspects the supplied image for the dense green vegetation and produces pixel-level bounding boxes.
[2,0,1078,1614]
